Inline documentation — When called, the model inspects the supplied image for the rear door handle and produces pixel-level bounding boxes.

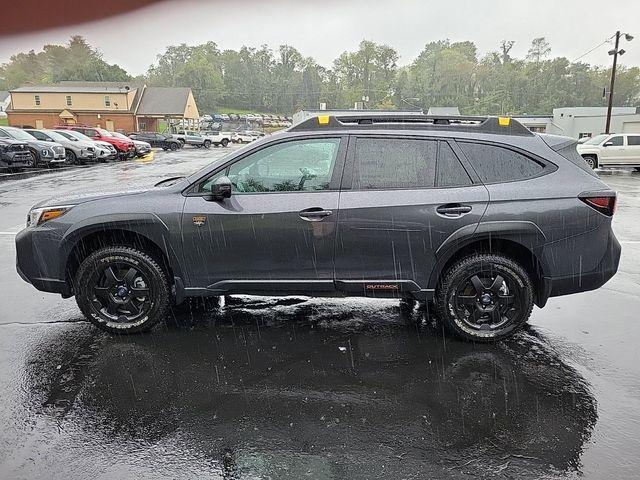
[299,207,333,222]
[436,204,472,216]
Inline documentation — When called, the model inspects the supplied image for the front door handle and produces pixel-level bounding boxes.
[436,203,472,217]
[299,207,333,222]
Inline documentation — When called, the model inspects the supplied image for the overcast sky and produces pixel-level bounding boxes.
[1,0,639,75]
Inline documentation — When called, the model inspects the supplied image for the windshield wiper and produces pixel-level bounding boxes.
[155,176,184,187]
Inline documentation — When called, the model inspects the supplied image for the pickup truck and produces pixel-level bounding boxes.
[174,130,232,148]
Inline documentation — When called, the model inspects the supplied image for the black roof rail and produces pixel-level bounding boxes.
[290,114,534,136]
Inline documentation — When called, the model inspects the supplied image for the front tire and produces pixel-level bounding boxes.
[221,138,229,147]
[65,149,77,165]
[203,140,211,149]
[583,155,598,169]
[170,142,179,151]
[75,246,169,334]
[27,149,38,168]
[435,254,534,342]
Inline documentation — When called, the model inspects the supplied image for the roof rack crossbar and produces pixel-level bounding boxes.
[290,114,533,136]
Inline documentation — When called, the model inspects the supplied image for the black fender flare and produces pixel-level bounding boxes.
[428,221,550,300]
[59,213,184,282]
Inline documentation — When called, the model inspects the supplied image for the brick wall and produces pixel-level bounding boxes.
[7,112,136,132]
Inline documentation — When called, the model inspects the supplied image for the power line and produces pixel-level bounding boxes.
[572,35,616,62]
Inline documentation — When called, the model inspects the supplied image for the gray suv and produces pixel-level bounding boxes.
[15,115,621,342]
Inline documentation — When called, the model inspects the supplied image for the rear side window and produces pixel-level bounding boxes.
[458,142,543,183]
[556,142,598,177]
[352,138,436,189]
[436,142,472,187]
[627,136,640,146]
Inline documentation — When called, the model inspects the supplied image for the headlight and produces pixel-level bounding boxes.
[27,205,75,228]
[41,149,51,157]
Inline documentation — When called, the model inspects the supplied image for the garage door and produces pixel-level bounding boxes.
[622,122,640,133]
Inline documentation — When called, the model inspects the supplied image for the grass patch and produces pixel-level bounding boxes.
[0,117,8,126]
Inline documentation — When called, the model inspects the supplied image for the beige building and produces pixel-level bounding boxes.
[7,81,199,132]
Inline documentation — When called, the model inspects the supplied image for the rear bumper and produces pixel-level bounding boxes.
[547,232,621,299]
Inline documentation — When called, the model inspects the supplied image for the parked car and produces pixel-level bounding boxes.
[200,131,232,147]
[129,132,182,151]
[54,129,118,162]
[111,132,151,158]
[56,125,135,159]
[24,128,95,165]
[0,126,65,167]
[15,115,620,342]
[173,130,207,147]
[0,138,32,171]
[577,133,640,170]
[232,131,262,143]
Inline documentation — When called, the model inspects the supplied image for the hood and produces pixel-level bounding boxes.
[95,140,115,149]
[133,140,151,148]
[33,187,151,208]
[0,138,28,147]
[29,139,64,149]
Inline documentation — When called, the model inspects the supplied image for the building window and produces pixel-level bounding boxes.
[104,96,111,107]
[66,95,72,106]
[34,95,41,106]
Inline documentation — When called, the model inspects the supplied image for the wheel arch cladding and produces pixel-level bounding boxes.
[61,215,181,292]
[429,221,550,307]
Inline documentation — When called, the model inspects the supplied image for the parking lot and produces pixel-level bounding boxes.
[0,146,639,479]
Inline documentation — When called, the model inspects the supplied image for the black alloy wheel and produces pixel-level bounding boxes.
[26,149,38,168]
[170,142,179,151]
[435,254,533,342]
[75,246,169,334]
[204,140,211,148]
[65,149,77,165]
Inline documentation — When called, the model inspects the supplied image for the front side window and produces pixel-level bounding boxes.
[608,136,623,146]
[198,138,340,193]
[34,95,40,106]
[351,137,436,189]
[458,142,544,183]
[66,95,72,106]
[29,130,47,141]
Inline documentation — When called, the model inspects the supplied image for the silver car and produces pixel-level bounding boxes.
[54,129,118,162]
[25,129,95,165]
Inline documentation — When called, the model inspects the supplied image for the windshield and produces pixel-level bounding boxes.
[584,134,609,145]
[60,130,93,142]
[5,128,34,140]
[97,128,113,137]
[42,130,69,142]
[111,132,129,140]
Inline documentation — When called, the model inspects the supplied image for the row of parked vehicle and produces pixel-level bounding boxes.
[202,113,292,128]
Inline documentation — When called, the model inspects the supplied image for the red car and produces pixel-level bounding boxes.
[55,125,135,159]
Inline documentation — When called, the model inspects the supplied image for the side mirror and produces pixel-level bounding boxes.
[603,141,614,147]
[210,176,232,200]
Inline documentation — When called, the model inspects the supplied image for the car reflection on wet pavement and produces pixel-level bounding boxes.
[15,298,595,479]
[0,148,639,479]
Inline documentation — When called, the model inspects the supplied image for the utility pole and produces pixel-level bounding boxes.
[605,31,620,134]
[605,31,633,134]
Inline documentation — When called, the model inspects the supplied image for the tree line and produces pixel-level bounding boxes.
[1,35,639,116]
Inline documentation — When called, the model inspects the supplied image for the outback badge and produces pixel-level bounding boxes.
[192,215,207,227]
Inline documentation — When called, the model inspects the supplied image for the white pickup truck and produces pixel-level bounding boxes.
[173,130,232,148]
[201,131,232,147]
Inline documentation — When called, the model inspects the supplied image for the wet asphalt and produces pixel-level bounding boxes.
[0,148,639,479]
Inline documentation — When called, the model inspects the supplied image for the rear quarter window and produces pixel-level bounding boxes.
[556,142,598,177]
[458,142,544,183]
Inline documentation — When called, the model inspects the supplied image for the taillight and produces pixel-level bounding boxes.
[580,194,617,216]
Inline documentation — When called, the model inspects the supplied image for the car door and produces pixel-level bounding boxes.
[599,135,624,165]
[181,136,347,293]
[624,135,640,165]
[334,136,489,294]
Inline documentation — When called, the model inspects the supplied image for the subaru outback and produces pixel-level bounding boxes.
[15,115,621,342]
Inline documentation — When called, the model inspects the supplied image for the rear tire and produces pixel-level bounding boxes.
[75,246,169,334]
[435,254,534,342]
[583,155,598,169]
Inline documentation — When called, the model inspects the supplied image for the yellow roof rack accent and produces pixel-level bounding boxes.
[498,116,511,126]
[317,115,330,125]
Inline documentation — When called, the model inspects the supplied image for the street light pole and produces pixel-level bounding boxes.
[605,31,633,134]
[605,31,621,134]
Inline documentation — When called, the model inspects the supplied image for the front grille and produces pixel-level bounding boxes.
[53,146,64,155]
[13,152,32,161]
[11,143,28,152]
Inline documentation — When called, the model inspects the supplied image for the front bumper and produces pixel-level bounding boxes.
[1,151,32,168]
[15,227,72,296]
